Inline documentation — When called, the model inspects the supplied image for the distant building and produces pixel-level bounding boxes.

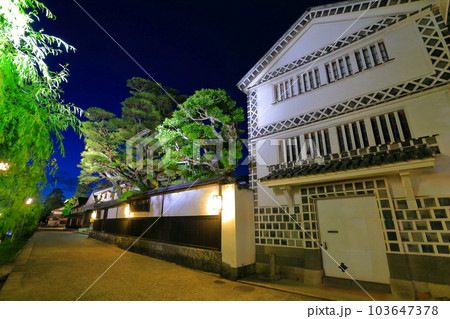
[66,197,89,229]
[67,185,139,229]
[47,206,65,227]
[238,0,449,299]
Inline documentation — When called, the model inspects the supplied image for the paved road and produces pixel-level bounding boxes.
[0,231,320,301]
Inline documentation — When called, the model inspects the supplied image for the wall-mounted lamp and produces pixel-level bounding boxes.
[91,211,97,219]
[211,195,222,212]
[124,205,133,218]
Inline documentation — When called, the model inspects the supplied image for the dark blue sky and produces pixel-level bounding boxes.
[39,0,334,198]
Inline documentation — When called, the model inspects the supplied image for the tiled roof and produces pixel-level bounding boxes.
[261,136,439,182]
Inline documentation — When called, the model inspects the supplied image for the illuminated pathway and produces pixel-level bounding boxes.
[0,231,321,301]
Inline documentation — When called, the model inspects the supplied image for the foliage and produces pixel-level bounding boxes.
[78,78,186,191]
[0,0,81,238]
[157,89,244,181]
[41,188,65,219]
[61,197,77,216]
[0,238,28,267]
[117,190,140,201]
[74,183,91,198]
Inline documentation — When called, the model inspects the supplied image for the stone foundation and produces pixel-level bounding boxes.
[90,231,255,280]
[90,231,222,273]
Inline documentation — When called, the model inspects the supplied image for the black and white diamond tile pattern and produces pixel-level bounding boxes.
[257,15,408,85]
[248,91,258,138]
[238,0,423,91]
[249,11,450,139]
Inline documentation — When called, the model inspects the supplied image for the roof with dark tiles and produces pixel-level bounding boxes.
[261,136,439,182]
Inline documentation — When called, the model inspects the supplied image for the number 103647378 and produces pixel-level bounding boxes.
[368,305,439,316]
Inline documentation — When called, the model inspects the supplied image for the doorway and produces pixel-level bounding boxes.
[317,196,390,284]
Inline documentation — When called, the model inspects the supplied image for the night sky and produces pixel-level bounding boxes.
[38,0,335,198]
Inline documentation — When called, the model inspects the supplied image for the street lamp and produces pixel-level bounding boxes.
[25,198,33,205]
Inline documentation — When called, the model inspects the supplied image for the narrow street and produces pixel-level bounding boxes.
[0,231,320,301]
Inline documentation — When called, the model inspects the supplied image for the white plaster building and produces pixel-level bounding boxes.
[238,0,449,299]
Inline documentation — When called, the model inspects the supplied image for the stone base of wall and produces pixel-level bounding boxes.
[390,279,450,300]
[387,253,450,299]
[90,231,255,280]
[256,262,323,285]
[90,231,222,274]
[255,246,450,299]
[323,276,391,293]
[255,245,323,284]
[221,263,256,281]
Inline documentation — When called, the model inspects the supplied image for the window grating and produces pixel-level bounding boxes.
[279,129,331,163]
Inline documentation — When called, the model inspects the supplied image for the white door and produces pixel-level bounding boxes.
[317,196,390,284]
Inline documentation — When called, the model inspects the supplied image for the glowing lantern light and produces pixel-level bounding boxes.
[25,198,33,205]
[91,211,97,219]
[124,205,133,218]
[0,162,10,171]
[211,195,222,212]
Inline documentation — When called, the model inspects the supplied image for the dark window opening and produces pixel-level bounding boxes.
[398,110,411,139]
[339,58,346,77]
[378,42,389,62]
[379,115,391,143]
[370,45,381,65]
[371,117,381,145]
[326,64,333,83]
[362,48,372,68]
[352,122,361,149]
[314,68,321,87]
[355,51,363,71]
[324,130,332,154]
[359,121,369,147]
[337,127,345,152]
[317,131,324,156]
[345,56,353,75]
[344,125,353,150]
[389,113,401,141]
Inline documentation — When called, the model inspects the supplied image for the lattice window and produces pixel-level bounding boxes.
[314,68,321,86]
[338,110,410,151]
[325,63,333,83]
[354,41,389,72]
[379,41,389,62]
[345,56,353,75]
[274,79,294,102]
[279,129,331,164]
[355,51,364,71]
[362,48,373,68]
[369,110,411,145]
[272,40,390,104]
[245,12,412,89]
[332,61,340,80]
[273,78,297,102]
[338,58,347,77]
[250,11,449,140]
[370,45,381,65]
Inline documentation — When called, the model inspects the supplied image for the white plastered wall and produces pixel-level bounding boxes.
[221,184,255,268]
[256,20,433,127]
[161,185,220,217]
